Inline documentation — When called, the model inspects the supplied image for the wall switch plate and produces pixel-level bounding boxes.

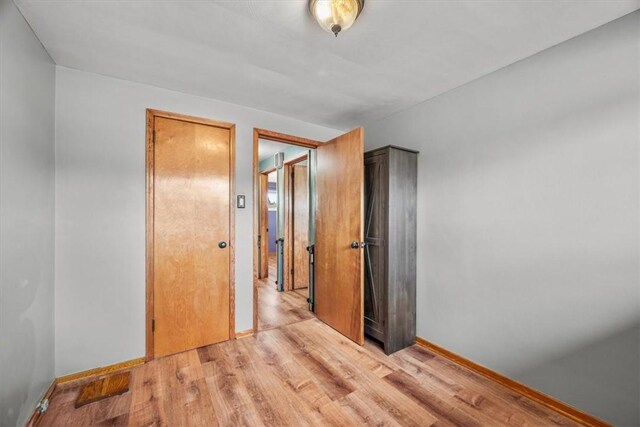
[237,195,246,208]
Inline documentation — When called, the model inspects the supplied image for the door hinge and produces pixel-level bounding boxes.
[152,319,155,332]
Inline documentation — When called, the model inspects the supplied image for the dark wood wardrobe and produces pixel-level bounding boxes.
[364,145,418,355]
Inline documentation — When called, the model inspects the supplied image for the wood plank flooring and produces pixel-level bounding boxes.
[258,253,313,331]
[39,317,580,426]
[39,254,580,426]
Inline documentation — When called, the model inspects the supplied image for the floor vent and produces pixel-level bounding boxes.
[75,372,130,408]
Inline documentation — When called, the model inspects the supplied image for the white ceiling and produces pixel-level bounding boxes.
[258,139,310,163]
[258,139,291,162]
[15,0,639,129]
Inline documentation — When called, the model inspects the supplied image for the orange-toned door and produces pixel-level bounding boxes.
[315,128,364,345]
[152,115,232,358]
[259,173,269,278]
[292,164,309,289]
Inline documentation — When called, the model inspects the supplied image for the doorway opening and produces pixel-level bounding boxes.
[254,131,318,332]
[252,127,365,344]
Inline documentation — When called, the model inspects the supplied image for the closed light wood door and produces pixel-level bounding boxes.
[153,116,231,358]
[259,174,269,279]
[292,164,309,289]
[315,128,364,345]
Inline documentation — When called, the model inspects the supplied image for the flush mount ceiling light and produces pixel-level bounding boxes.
[309,0,365,37]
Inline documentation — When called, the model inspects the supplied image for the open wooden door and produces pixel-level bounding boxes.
[292,163,309,289]
[259,173,269,278]
[315,128,364,345]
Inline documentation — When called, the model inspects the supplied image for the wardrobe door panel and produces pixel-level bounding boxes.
[364,152,387,342]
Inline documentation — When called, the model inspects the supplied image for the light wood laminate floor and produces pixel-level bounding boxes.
[39,325,580,425]
[38,254,580,426]
[258,253,314,331]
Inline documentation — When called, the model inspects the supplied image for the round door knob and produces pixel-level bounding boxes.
[351,241,359,249]
[218,241,227,249]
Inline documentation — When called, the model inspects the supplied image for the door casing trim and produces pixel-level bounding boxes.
[146,108,236,361]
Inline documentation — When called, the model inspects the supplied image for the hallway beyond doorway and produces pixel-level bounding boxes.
[257,254,313,332]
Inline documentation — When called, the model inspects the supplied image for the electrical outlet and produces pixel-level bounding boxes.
[37,398,49,414]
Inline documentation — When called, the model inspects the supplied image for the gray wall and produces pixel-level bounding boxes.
[0,0,56,425]
[54,67,340,377]
[365,11,639,426]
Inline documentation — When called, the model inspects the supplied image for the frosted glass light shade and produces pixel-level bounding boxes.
[309,0,364,37]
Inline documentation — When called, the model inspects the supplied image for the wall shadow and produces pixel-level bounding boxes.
[513,321,640,426]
